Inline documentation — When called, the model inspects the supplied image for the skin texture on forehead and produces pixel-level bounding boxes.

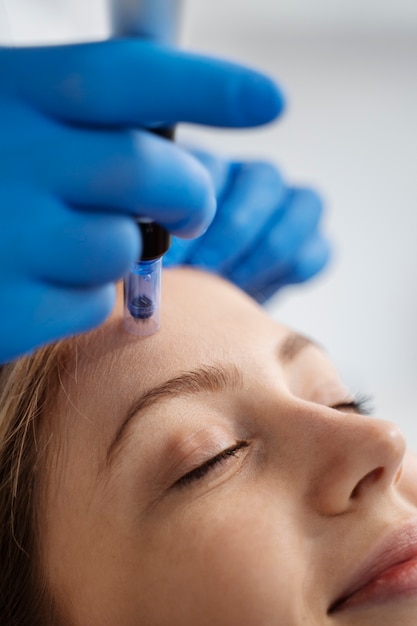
[39,268,417,626]
[72,267,274,383]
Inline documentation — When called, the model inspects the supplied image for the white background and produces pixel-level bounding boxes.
[1,1,417,444]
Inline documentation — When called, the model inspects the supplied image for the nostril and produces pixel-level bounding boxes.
[350,467,384,499]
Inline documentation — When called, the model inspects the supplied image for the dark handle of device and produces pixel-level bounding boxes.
[136,125,175,261]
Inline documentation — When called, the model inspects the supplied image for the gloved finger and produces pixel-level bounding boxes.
[57,129,216,238]
[3,41,284,128]
[167,161,287,271]
[228,188,324,290]
[0,281,115,364]
[0,187,140,287]
[0,102,216,238]
[280,231,331,284]
[164,149,234,265]
[186,148,234,197]
[249,232,332,303]
[30,200,139,287]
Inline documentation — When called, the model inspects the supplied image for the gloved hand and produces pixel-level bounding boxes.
[165,149,330,302]
[0,40,284,363]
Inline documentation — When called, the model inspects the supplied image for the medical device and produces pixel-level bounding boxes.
[111,0,181,336]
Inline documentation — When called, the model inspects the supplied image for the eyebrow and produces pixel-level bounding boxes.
[105,332,317,467]
[106,363,243,466]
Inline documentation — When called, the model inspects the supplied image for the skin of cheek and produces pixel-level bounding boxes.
[43,434,317,626]
[397,451,417,506]
[137,492,303,626]
[333,606,417,626]
[109,490,314,626]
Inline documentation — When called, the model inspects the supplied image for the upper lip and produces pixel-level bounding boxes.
[329,518,417,613]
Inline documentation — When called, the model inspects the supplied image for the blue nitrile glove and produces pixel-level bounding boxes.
[0,40,284,363]
[165,149,330,302]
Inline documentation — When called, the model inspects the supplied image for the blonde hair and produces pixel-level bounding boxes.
[0,343,70,625]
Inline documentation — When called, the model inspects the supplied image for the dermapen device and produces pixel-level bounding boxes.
[123,218,171,336]
[110,0,182,336]
[123,126,174,336]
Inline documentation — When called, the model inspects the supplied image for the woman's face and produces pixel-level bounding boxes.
[42,269,417,626]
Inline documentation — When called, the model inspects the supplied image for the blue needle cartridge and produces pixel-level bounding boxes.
[123,220,171,336]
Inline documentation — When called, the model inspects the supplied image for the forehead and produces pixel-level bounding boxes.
[72,269,287,393]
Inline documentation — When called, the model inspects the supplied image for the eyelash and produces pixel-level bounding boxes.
[331,392,374,415]
[174,441,249,489]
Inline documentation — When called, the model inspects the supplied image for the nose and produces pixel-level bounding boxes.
[302,408,406,516]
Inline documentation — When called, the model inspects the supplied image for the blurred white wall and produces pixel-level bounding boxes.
[2,0,417,42]
[0,0,108,43]
[1,1,417,444]
[185,0,417,32]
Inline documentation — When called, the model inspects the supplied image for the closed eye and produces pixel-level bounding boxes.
[173,441,249,489]
[332,393,374,416]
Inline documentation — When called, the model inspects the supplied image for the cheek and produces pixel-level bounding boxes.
[41,447,309,626]
[398,451,417,505]
[136,493,307,626]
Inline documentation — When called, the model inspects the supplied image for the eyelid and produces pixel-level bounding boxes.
[173,441,249,490]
